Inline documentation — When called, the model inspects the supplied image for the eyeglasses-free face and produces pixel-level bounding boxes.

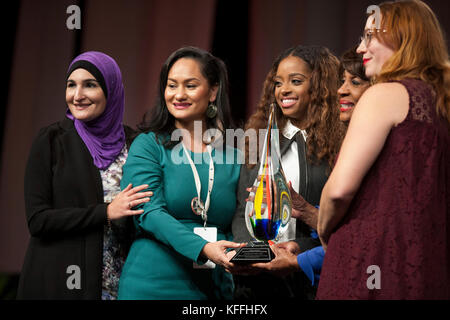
[338,70,370,123]
[274,55,311,127]
[165,57,218,128]
[66,69,107,122]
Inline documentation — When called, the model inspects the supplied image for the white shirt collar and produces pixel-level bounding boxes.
[282,119,307,141]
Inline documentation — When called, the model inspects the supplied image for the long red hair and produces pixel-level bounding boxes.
[374,0,450,125]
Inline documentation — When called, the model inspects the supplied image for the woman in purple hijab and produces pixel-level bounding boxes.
[18,51,152,300]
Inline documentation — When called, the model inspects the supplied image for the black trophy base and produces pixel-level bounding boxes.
[230,241,274,264]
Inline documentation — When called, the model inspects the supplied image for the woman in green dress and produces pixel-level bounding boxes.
[118,47,244,300]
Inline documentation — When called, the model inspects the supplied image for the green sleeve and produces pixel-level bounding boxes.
[121,133,208,263]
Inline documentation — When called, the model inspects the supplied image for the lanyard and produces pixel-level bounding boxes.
[182,143,214,227]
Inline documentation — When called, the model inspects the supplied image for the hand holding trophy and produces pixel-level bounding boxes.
[231,104,292,263]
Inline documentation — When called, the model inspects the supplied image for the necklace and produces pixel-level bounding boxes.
[182,143,214,227]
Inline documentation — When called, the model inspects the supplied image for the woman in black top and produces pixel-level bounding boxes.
[18,51,152,299]
[231,45,345,299]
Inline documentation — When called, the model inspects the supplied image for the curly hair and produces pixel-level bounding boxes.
[245,45,345,169]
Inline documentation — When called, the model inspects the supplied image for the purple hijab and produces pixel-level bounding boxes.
[66,51,125,170]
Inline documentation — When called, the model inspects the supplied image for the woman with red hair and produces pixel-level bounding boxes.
[317,0,450,299]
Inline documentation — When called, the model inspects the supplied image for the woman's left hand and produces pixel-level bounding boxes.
[249,244,300,277]
[288,182,318,230]
[225,243,300,277]
[275,241,301,255]
[201,241,246,269]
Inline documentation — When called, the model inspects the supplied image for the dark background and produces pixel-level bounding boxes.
[1,0,449,299]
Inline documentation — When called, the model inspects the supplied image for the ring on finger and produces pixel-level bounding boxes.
[128,202,132,209]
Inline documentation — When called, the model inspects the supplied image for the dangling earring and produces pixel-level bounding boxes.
[206,102,218,118]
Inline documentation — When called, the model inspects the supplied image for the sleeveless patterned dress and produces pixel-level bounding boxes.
[316,79,450,299]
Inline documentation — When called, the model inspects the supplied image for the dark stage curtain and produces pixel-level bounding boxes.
[1,0,449,275]
[0,0,217,273]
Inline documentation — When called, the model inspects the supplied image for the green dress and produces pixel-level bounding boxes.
[117,132,241,300]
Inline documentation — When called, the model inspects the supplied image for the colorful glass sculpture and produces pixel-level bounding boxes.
[245,105,292,242]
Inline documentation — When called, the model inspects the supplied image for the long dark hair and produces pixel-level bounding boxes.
[138,46,234,148]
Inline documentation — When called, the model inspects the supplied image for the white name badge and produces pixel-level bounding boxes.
[193,227,217,269]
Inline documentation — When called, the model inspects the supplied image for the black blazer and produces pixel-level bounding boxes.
[17,118,134,300]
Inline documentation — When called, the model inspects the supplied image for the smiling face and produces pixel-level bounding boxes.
[274,55,311,126]
[338,70,370,123]
[165,58,218,128]
[357,15,395,78]
[66,68,107,122]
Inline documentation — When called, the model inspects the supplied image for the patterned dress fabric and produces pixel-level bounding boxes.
[100,146,129,300]
[317,79,450,299]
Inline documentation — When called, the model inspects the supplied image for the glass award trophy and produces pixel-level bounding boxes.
[231,104,292,263]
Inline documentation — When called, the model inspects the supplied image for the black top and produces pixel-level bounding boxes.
[17,118,134,300]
